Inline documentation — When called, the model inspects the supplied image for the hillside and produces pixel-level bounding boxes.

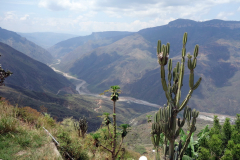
[0,42,157,132]
[0,42,74,94]
[0,27,53,64]
[18,32,77,49]
[65,33,156,93]
[54,19,240,116]
[0,99,141,159]
[48,31,134,59]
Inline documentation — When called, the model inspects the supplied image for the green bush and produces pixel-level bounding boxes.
[232,144,240,160]
[44,113,56,127]
[221,149,233,160]
[57,129,89,160]
[17,106,41,124]
[197,115,240,159]
[198,147,211,160]
[0,115,18,134]
[208,134,223,157]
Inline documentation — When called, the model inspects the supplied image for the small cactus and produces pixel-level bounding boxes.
[74,116,88,138]
[146,115,152,123]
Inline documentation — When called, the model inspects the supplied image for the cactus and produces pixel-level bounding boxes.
[74,116,88,138]
[151,32,201,160]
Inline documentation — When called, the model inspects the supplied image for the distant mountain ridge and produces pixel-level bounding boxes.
[18,32,78,49]
[167,19,240,28]
[52,19,240,116]
[0,27,53,64]
[48,31,134,59]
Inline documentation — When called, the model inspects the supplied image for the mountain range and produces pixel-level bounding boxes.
[1,18,240,120]
[51,19,240,116]
[0,33,155,131]
[48,31,133,60]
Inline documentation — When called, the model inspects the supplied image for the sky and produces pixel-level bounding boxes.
[0,0,240,35]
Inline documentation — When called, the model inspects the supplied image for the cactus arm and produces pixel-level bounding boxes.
[175,118,185,139]
[176,50,186,108]
[178,89,193,112]
[178,77,201,112]
[192,77,202,90]
[160,66,173,102]
[189,71,194,88]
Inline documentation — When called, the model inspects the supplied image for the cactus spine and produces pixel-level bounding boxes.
[151,32,201,160]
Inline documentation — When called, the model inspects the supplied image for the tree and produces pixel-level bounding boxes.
[151,32,202,160]
[197,114,240,159]
[222,117,232,146]
[234,114,240,132]
[208,134,223,158]
[0,55,12,87]
[210,115,222,136]
[98,85,130,160]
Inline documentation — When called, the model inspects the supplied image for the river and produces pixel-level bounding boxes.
[49,60,236,122]
[50,60,160,108]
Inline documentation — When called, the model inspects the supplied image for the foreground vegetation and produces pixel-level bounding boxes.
[0,98,141,159]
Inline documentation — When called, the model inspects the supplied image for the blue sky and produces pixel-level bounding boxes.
[0,0,240,35]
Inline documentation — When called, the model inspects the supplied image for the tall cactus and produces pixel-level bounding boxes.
[152,32,201,160]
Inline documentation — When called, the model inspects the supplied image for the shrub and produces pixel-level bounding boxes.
[208,134,223,157]
[57,129,89,160]
[198,147,211,160]
[0,115,18,134]
[18,106,41,124]
[61,117,75,132]
[232,144,240,160]
[43,113,56,127]
[221,149,233,160]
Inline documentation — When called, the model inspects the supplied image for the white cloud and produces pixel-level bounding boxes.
[1,0,240,34]
[216,12,234,19]
[3,11,16,21]
[20,14,30,20]
[38,0,89,11]
[75,17,175,32]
